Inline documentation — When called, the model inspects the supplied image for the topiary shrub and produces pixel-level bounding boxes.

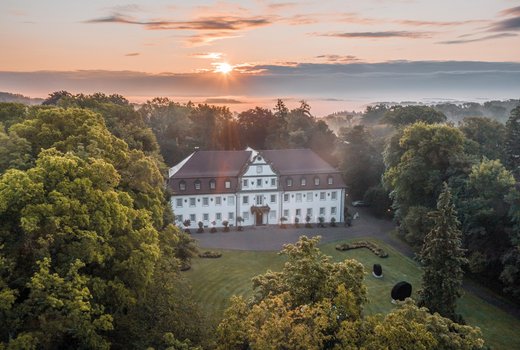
[330,217,337,227]
[237,216,244,231]
[222,220,230,232]
[335,240,388,258]
[305,215,312,228]
[318,216,325,228]
[294,217,300,228]
[183,219,191,234]
[198,251,222,258]
[197,221,204,233]
[280,216,288,229]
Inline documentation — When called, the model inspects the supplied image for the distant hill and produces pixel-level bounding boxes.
[0,92,43,105]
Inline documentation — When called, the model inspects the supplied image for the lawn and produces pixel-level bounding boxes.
[185,238,520,349]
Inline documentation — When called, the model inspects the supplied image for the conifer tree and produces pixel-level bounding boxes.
[418,183,467,321]
[505,105,520,180]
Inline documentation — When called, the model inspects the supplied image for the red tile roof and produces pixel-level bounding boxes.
[260,149,338,175]
[172,150,251,178]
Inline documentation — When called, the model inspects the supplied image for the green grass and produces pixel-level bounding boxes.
[185,238,520,349]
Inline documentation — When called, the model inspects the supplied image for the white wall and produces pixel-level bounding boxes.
[172,194,237,228]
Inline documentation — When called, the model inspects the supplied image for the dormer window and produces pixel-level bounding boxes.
[301,177,306,186]
[327,176,333,185]
[287,178,293,187]
[209,179,216,190]
[314,177,320,186]
[194,180,201,190]
[256,165,263,174]
[179,181,186,191]
[225,179,231,189]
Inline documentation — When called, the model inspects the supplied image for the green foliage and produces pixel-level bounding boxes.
[505,105,520,179]
[382,105,447,127]
[419,184,467,321]
[336,125,384,199]
[459,116,506,162]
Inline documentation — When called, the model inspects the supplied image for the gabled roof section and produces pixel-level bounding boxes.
[260,149,337,175]
[171,150,251,178]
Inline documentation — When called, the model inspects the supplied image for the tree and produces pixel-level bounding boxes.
[459,116,506,162]
[236,107,275,149]
[217,236,484,350]
[382,105,447,127]
[419,183,467,321]
[505,105,520,180]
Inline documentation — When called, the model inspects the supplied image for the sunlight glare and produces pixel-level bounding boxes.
[215,62,233,74]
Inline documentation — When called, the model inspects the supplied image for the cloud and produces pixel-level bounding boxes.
[125,52,140,56]
[204,98,243,104]
[267,2,300,10]
[315,54,360,63]
[395,19,485,27]
[190,52,223,59]
[317,31,432,39]
[187,32,242,45]
[438,33,517,44]
[85,14,272,31]
[500,6,520,17]
[490,16,520,31]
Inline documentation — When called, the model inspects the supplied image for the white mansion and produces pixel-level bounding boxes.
[168,148,346,228]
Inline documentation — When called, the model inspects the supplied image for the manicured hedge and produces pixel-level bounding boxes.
[335,240,388,258]
[198,251,222,258]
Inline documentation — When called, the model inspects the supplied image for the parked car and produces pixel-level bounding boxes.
[352,200,368,207]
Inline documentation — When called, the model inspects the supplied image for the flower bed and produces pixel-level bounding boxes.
[198,251,222,258]
[335,240,388,258]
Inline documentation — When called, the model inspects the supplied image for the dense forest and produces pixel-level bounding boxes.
[0,91,519,348]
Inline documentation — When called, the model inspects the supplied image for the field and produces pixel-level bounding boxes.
[185,238,520,349]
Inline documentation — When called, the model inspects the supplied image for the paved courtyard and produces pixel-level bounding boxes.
[194,207,409,253]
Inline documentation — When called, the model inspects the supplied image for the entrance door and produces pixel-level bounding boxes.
[256,212,263,226]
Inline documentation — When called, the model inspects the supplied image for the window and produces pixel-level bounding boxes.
[331,207,337,215]
[287,178,293,187]
[301,177,306,186]
[189,214,196,222]
[225,180,231,189]
[175,198,183,207]
[176,215,183,222]
[314,177,320,186]
[307,192,313,202]
[296,209,301,216]
[320,207,325,216]
[328,176,333,185]
[215,196,222,205]
[283,209,289,217]
[256,195,263,205]
[228,196,235,205]
[243,196,249,204]
[270,210,276,220]
[202,197,209,206]
[256,165,263,174]
[216,213,222,221]
[189,198,196,207]
[228,212,234,220]
[270,194,276,203]
[209,179,216,189]
[331,191,337,200]
[320,192,326,200]
[296,193,302,202]
[194,180,201,190]
[306,208,313,217]
[257,179,262,187]
[243,212,249,220]
[284,193,289,202]
[179,181,186,191]
[243,179,248,187]
[271,178,276,186]
[203,213,209,221]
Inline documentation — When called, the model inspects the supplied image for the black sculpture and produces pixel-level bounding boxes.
[391,281,412,301]
[373,264,383,278]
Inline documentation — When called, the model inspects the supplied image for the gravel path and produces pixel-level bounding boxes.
[194,206,520,320]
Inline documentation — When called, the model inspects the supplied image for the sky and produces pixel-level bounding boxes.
[1,0,520,115]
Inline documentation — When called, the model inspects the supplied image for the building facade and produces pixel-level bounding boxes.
[168,148,346,228]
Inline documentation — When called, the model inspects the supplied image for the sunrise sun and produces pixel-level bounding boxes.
[214,62,233,74]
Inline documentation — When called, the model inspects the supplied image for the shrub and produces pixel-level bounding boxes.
[335,240,388,258]
[197,221,204,233]
[198,251,222,258]
[330,217,337,227]
[222,220,230,232]
[280,216,288,229]
[237,216,244,231]
[183,219,191,234]
[305,215,312,228]
[318,216,325,228]
[294,217,300,228]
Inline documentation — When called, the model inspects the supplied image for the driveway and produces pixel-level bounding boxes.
[195,207,406,253]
